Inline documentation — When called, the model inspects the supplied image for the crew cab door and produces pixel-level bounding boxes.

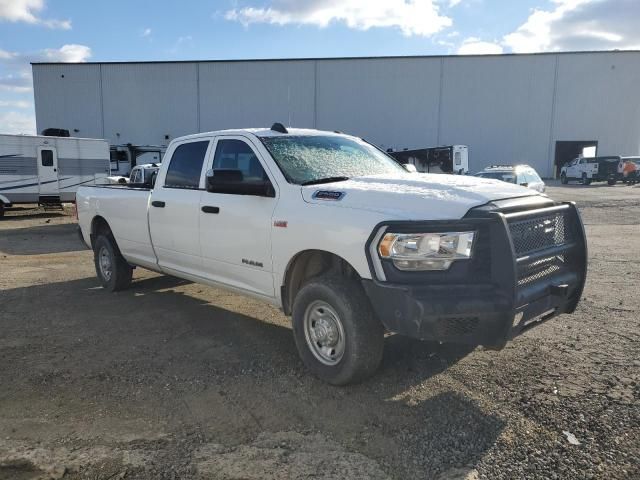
[198,136,278,297]
[149,138,211,276]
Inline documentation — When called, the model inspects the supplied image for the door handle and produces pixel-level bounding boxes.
[201,205,220,214]
[151,200,165,208]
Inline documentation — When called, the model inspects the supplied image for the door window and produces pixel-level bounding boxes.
[41,150,54,167]
[164,141,209,189]
[213,139,268,182]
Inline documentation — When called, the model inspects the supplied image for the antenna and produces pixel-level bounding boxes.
[271,123,288,134]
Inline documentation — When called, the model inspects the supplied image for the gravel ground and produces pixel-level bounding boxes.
[0,182,638,480]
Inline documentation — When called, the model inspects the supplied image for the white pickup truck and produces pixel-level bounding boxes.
[77,125,587,385]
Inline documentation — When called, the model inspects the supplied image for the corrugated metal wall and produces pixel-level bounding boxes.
[32,51,640,177]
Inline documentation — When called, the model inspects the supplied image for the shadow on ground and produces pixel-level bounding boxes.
[0,274,504,479]
[0,223,85,255]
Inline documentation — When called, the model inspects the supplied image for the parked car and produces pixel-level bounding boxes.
[77,125,587,385]
[474,165,546,192]
[560,156,623,185]
[107,163,161,186]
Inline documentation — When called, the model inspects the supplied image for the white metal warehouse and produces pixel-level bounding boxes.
[32,50,640,178]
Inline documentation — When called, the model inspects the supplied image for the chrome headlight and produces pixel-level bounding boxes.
[378,231,475,271]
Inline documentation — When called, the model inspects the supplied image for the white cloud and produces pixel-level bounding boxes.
[448,0,462,7]
[225,0,452,37]
[0,49,16,60]
[41,44,92,63]
[0,99,31,108]
[141,27,152,37]
[0,110,36,134]
[0,72,32,92]
[504,0,640,53]
[0,0,71,29]
[457,37,504,54]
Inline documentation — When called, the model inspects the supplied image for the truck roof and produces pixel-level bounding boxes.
[173,127,350,142]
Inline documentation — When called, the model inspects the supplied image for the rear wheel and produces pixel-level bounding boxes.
[292,275,384,385]
[93,235,132,292]
[581,173,591,185]
[560,173,568,185]
[607,178,616,186]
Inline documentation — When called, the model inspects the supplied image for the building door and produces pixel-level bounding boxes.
[37,147,59,196]
[554,141,597,178]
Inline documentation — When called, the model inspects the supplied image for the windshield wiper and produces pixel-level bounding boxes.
[301,176,350,186]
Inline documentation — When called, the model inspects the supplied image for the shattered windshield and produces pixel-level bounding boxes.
[260,135,405,185]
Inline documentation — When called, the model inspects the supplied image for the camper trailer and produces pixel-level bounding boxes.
[0,134,110,215]
[389,145,469,174]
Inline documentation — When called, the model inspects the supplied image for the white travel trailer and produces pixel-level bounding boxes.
[0,134,110,215]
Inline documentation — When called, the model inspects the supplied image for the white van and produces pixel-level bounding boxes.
[0,134,110,215]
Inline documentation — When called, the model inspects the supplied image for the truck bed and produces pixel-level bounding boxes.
[77,185,157,269]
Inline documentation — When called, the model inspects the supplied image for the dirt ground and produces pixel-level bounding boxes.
[0,181,638,480]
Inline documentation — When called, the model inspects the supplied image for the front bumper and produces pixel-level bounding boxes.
[362,201,587,349]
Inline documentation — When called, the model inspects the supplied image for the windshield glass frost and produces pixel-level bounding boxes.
[260,135,405,185]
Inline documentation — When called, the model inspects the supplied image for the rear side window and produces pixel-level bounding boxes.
[164,141,209,189]
[41,150,54,167]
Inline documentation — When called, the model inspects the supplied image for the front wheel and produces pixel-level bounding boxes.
[607,178,616,186]
[93,235,132,292]
[292,276,384,385]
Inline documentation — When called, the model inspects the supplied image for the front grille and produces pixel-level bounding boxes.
[508,210,574,257]
[505,206,579,286]
[517,256,563,285]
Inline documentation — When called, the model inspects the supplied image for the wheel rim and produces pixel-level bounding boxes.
[303,300,346,366]
[98,246,113,281]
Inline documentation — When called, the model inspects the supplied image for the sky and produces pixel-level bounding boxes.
[1,0,639,135]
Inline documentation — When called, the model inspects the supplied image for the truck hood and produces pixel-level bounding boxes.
[301,173,541,220]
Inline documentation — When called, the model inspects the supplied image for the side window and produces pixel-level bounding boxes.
[41,150,54,167]
[529,169,541,181]
[213,139,268,182]
[454,151,461,166]
[164,141,209,189]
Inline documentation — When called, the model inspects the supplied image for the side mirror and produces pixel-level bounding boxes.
[206,169,275,197]
[520,182,529,187]
[403,163,418,173]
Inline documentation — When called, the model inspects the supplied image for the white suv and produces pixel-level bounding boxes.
[474,165,546,193]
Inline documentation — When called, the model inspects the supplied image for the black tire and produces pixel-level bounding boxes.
[581,173,591,185]
[291,275,384,385]
[607,179,616,186]
[93,235,132,292]
[0,203,5,218]
[560,173,568,185]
